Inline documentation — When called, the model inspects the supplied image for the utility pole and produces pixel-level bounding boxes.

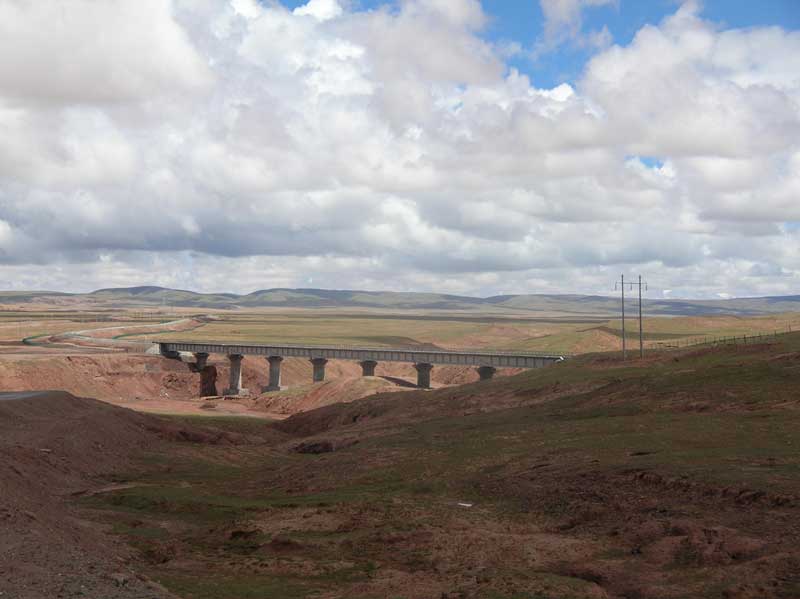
[615,274,626,360]
[637,275,648,358]
[615,275,647,360]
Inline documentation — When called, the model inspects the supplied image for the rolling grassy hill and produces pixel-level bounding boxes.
[1,285,799,316]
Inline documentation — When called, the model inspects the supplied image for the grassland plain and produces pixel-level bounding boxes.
[78,333,800,599]
[1,302,798,357]
[137,310,800,355]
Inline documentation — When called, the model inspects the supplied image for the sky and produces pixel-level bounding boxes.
[0,0,798,299]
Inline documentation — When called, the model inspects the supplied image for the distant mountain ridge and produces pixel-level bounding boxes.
[1,286,799,317]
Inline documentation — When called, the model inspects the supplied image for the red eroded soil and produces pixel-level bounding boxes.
[252,376,407,416]
[0,354,209,401]
[0,352,514,419]
[215,359,518,418]
[274,358,506,388]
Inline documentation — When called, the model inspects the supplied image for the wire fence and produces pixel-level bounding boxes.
[652,325,795,350]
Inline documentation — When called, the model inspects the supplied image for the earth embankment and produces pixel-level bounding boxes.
[0,351,516,418]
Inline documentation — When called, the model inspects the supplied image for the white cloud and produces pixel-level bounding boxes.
[401,0,487,30]
[537,0,617,52]
[0,0,797,298]
[0,0,212,104]
[294,0,343,22]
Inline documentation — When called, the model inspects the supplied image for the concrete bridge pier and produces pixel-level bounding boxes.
[264,356,283,392]
[310,358,328,382]
[476,366,497,381]
[192,352,209,372]
[359,360,378,377]
[224,354,246,396]
[188,352,217,396]
[414,362,433,389]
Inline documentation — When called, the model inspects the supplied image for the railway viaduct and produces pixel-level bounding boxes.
[159,341,566,395]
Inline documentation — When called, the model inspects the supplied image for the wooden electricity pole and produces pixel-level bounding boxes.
[616,275,626,360]
[636,275,648,358]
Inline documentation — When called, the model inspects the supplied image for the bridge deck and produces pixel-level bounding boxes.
[159,341,565,369]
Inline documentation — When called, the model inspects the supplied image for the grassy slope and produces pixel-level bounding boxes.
[80,335,800,599]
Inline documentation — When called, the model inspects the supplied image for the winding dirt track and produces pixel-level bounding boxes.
[40,318,207,352]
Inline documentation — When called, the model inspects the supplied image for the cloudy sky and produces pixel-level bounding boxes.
[0,0,798,298]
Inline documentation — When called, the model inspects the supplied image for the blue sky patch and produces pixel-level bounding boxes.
[632,156,665,169]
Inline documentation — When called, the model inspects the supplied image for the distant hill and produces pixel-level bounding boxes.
[1,286,799,317]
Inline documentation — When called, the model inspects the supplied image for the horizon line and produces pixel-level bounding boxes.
[0,285,797,303]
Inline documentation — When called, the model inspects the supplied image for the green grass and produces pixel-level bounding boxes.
[110,522,170,540]
[120,312,590,353]
[155,413,276,433]
[365,403,800,494]
[90,477,411,519]
[156,560,381,599]
[155,574,312,599]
